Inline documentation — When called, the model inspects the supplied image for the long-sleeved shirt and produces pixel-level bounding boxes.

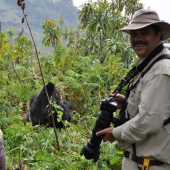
[112,47,170,164]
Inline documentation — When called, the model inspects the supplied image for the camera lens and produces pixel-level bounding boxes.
[80,97,117,161]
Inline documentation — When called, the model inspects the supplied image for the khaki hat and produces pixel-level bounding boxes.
[120,9,170,40]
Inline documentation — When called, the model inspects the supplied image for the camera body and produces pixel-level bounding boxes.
[80,97,117,161]
[100,97,118,113]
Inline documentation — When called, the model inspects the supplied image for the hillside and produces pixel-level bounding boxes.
[0,0,79,42]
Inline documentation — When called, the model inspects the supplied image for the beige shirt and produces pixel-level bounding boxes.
[112,48,170,163]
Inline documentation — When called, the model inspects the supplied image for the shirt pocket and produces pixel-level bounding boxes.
[127,79,143,117]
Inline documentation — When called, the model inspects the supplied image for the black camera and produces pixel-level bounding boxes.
[80,97,117,161]
[100,97,118,113]
[80,50,151,161]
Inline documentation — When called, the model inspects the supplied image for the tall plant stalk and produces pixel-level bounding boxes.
[17,0,60,150]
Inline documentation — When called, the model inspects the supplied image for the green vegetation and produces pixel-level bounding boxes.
[0,0,143,169]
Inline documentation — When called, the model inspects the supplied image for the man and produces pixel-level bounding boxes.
[0,130,6,170]
[96,9,170,170]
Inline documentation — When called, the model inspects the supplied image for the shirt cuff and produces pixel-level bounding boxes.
[112,125,122,140]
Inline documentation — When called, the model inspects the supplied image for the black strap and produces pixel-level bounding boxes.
[124,151,165,166]
[114,46,170,127]
[129,54,170,92]
[164,117,170,126]
[113,44,165,94]
[141,54,170,77]
[136,44,165,72]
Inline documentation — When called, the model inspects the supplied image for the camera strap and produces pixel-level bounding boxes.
[114,43,165,94]
[128,54,170,93]
[116,44,170,125]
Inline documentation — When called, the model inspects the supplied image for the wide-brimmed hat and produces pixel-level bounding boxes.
[120,9,170,40]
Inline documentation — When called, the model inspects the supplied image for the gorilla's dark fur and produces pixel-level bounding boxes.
[27,82,71,128]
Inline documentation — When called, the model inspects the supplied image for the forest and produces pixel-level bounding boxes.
[0,0,145,169]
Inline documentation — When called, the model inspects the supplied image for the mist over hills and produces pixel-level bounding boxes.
[0,0,79,43]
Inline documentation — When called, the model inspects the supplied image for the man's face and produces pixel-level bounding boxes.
[130,26,161,58]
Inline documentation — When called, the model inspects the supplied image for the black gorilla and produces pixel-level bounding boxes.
[27,82,71,128]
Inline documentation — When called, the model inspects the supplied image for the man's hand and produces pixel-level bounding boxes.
[96,127,115,142]
[110,93,126,109]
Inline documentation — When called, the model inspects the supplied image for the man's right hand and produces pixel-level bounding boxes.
[96,127,115,142]
[110,93,126,109]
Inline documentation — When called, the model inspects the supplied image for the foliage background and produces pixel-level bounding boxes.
[0,0,143,169]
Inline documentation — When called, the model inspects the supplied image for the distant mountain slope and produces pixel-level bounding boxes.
[0,0,79,40]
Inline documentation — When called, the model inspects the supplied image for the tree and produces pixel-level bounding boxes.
[76,0,143,63]
[42,19,61,48]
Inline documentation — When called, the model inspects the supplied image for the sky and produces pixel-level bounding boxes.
[72,0,170,23]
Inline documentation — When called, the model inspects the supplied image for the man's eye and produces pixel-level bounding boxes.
[141,31,150,35]
[130,32,137,36]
